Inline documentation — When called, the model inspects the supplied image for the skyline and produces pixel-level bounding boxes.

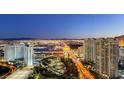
[0,14,124,39]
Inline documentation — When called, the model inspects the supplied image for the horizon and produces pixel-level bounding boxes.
[0,14,124,39]
[0,34,123,40]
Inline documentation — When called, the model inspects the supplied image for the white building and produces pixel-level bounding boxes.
[4,44,25,61]
[24,45,33,66]
[4,44,33,66]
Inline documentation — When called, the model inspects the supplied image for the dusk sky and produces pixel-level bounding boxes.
[0,14,123,39]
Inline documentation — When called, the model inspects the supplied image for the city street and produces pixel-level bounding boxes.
[6,67,33,79]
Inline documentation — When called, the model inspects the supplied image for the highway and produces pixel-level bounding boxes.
[62,42,94,79]
[0,62,16,79]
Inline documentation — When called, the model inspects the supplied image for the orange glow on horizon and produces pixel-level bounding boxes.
[119,38,124,47]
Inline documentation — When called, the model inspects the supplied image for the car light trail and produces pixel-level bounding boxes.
[0,62,16,79]
[62,43,94,79]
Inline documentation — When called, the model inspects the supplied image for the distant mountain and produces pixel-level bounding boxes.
[0,37,36,40]
[0,37,83,40]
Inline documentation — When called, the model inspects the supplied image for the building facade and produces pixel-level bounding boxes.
[83,38,96,62]
[95,38,107,74]
[4,44,25,61]
[4,44,33,66]
[24,45,33,66]
[83,38,119,78]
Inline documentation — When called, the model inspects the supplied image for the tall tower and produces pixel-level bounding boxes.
[83,38,96,62]
[24,45,33,66]
[95,38,119,78]
[83,38,119,78]
[106,38,119,78]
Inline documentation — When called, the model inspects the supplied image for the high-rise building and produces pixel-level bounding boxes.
[83,38,119,78]
[95,38,107,74]
[83,38,96,62]
[4,44,33,66]
[24,45,33,66]
[96,38,119,78]
[4,44,25,61]
[107,38,119,77]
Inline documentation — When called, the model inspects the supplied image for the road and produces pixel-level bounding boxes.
[0,62,16,79]
[62,42,94,79]
[6,66,33,79]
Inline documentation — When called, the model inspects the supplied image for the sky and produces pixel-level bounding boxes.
[0,14,124,39]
